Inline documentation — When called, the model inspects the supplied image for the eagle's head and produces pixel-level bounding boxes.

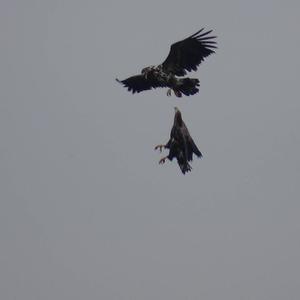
[141,65,156,73]
[141,66,156,79]
[174,107,183,126]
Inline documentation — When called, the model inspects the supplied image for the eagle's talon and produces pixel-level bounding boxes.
[154,144,164,152]
[159,157,167,164]
[174,90,182,97]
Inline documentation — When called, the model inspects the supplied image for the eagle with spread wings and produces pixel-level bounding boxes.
[155,107,202,174]
[116,28,217,97]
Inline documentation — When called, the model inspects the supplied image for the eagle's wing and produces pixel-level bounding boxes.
[181,122,202,161]
[161,28,217,76]
[116,74,166,94]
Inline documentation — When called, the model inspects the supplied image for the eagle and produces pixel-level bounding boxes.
[155,107,202,174]
[116,28,217,97]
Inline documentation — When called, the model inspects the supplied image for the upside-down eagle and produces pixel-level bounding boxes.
[116,28,217,97]
[155,107,202,174]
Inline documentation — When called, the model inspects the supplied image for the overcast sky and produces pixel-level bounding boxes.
[1,0,300,299]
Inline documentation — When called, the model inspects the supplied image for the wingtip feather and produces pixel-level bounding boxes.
[197,29,213,37]
[188,28,205,38]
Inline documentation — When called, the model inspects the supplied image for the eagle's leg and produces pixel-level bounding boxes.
[167,89,182,97]
[159,156,168,164]
[154,144,165,152]
[174,89,182,97]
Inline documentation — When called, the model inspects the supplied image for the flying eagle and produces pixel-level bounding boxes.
[116,28,217,97]
[155,107,202,174]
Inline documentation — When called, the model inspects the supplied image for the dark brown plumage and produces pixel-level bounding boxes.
[161,28,217,76]
[155,107,202,174]
[116,28,216,97]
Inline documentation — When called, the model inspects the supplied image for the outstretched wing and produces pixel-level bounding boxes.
[116,74,166,94]
[162,28,217,76]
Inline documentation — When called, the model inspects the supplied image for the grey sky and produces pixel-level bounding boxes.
[1,0,300,299]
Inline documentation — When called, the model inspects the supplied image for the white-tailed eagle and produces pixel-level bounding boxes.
[155,107,202,174]
[116,28,217,97]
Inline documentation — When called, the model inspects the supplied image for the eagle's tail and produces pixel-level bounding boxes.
[178,160,192,174]
[176,151,192,174]
[178,78,200,96]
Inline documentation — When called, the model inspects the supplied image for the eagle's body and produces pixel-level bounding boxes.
[155,108,202,174]
[116,28,216,97]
